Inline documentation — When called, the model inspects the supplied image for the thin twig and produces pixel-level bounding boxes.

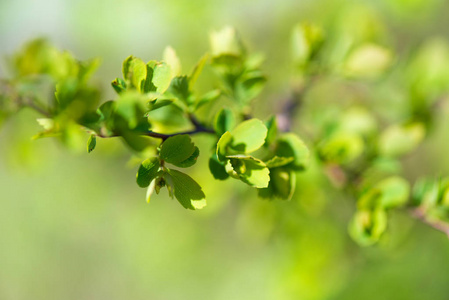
[1,80,51,117]
[144,126,215,140]
[277,75,319,132]
[99,118,215,141]
[411,207,449,238]
[23,97,51,117]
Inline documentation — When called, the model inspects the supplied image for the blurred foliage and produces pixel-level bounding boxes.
[2,0,449,299]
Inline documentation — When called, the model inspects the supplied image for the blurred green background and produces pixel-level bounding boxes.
[2,0,449,299]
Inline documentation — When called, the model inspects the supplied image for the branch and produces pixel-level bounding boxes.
[144,126,215,141]
[1,80,51,118]
[99,116,215,141]
[411,207,449,238]
[23,96,51,117]
[277,76,318,132]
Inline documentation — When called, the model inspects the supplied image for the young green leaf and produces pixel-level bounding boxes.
[121,131,153,152]
[209,153,230,180]
[166,169,206,210]
[148,99,174,111]
[152,62,172,94]
[214,108,235,136]
[236,71,266,103]
[349,208,388,246]
[125,57,147,91]
[122,55,133,79]
[210,27,244,57]
[159,135,196,165]
[344,44,393,79]
[136,157,160,188]
[358,176,410,210]
[216,131,233,161]
[317,132,363,165]
[189,54,208,87]
[265,116,278,146]
[87,135,96,153]
[265,156,295,168]
[36,118,54,131]
[176,147,200,168]
[163,46,181,77]
[259,167,296,200]
[412,178,439,207]
[169,76,190,103]
[142,63,156,93]
[227,155,270,188]
[378,123,425,157]
[276,133,310,170]
[145,179,156,203]
[195,89,221,110]
[111,78,127,94]
[115,91,148,129]
[291,23,324,67]
[230,118,267,153]
[97,101,116,122]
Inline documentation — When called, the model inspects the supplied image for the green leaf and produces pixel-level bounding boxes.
[276,133,310,170]
[145,179,156,203]
[349,208,388,246]
[160,135,196,165]
[121,131,152,152]
[142,63,156,93]
[317,132,363,165]
[195,89,221,110]
[169,76,190,103]
[259,167,296,200]
[216,131,233,162]
[265,116,278,146]
[78,58,100,83]
[122,55,133,79]
[344,44,393,78]
[378,123,425,157]
[136,157,160,188]
[54,79,79,109]
[273,168,295,200]
[406,38,449,100]
[265,156,295,168]
[214,108,235,136]
[176,147,200,168]
[189,54,208,87]
[154,176,168,196]
[166,169,206,210]
[291,23,324,67]
[97,101,116,122]
[111,78,127,94]
[230,118,267,153]
[358,176,410,210]
[227,155,270,188]
[87,135,96,153]
[412,178,439,207]
[210,27,244,57]
[211,54,243,69]
[148,99,174,111]
[115,91,148,129]
[152,62,172,94]
[123,57,147,91]
[339,107,377,137]
[209,153,230,180]
[236,71,266,103]
[13,38,78,80]
[163,46,181,77]
[36,118,54,131]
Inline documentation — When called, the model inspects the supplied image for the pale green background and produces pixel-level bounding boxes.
[1,0,449,299]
